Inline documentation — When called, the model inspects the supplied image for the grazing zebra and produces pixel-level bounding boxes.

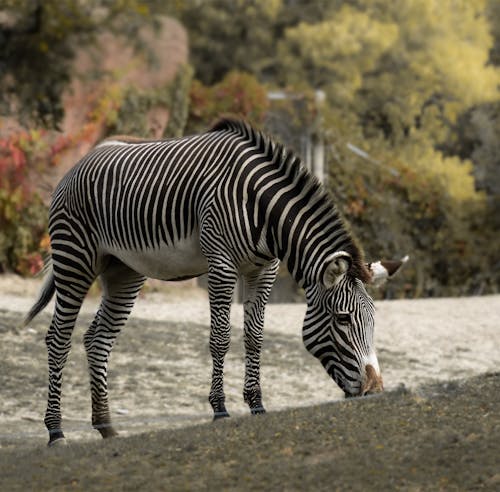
[24,118,406,446]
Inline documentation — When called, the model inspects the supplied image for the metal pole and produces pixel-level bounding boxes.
[312,90,326,184]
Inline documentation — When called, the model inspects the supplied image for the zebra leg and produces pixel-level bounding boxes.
[242,261,279,415]
[83,259,145,438]
[207,260,238,420]
[45,273,94,446]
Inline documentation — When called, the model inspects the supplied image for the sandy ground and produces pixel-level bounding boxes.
[1,275,500,490]
[0,274,499,451]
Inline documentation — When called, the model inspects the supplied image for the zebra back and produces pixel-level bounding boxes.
[209,118,371,287]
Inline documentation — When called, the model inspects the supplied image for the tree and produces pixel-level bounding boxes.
[487,0,500,65]
[278,5,398,103]
[0,0,156,128]
[187,71,269,133]
[273,0,499,295]
[278,0,499,144]
[177,0,282,85]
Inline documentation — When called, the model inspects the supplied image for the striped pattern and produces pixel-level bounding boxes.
[304,278,376,397]
[25,118,378,444]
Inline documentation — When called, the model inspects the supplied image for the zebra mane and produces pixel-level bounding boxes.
[209,116,250,134]
[209,117,371,283]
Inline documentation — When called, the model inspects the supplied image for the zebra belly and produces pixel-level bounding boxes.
[105,237,208,281]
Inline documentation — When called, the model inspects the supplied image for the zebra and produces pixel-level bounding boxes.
[24,117,406,446]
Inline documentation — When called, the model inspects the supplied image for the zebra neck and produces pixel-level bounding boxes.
[245,157,356,288]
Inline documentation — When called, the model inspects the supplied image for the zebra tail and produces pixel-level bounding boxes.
[22,259,55,327]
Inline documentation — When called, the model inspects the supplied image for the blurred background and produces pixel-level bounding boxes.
[0,0,499,299]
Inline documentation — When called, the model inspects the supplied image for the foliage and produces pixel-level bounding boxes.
[0,62,194,274]
[487,0,500,66]
[278,0,499,144]
[187,71,270,133]
[112,64,193,138]
[177,0,500,296]
[2,0,500,294]
[176,0,282,85]
[0,0,157,128]
[329,138,490,297]
[0,131,50,274]
[279,5,399,101]
[0,0,195,273]
[457,106,500,190]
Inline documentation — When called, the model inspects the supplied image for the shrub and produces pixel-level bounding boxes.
[326,129,492,298]
[0,131,50,274]
[111,64,193,138]
[187,71,269,133]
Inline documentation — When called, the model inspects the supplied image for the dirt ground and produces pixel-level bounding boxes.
[0,277,499,490]
[1,373,499,491]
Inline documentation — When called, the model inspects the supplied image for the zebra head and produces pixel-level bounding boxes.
[303,252,407,398]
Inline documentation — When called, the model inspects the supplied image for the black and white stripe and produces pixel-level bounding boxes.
[24,118,380,445]
[303,278,376,397]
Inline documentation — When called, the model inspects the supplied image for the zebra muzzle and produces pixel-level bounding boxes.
[362,364,384,395]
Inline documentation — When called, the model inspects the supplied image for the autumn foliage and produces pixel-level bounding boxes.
[0,131,49,274]
[0,79,131,274]
[188,72,269,133]
[1,0,499,296]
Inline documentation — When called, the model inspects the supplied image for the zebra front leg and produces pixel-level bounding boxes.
[84,261,145,438]
[207,261,238,420]
[242,262,278,415]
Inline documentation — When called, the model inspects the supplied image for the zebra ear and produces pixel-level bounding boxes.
[322,251,352,289]
[368,255,409,286]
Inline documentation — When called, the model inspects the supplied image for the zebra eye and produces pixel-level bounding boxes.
[335,313,351,326]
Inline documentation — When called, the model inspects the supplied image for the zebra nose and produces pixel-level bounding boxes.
[362,364,384,395]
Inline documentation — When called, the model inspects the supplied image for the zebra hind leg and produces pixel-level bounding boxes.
[242,262,279,415]
[83,258,145,439]
[206,260,239,420]
[45,272,94,446]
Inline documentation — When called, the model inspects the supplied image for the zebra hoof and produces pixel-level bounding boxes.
[213,411,230,420]
[251,406,266,415]
[97,426,119,439]
[48,437,67,447]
